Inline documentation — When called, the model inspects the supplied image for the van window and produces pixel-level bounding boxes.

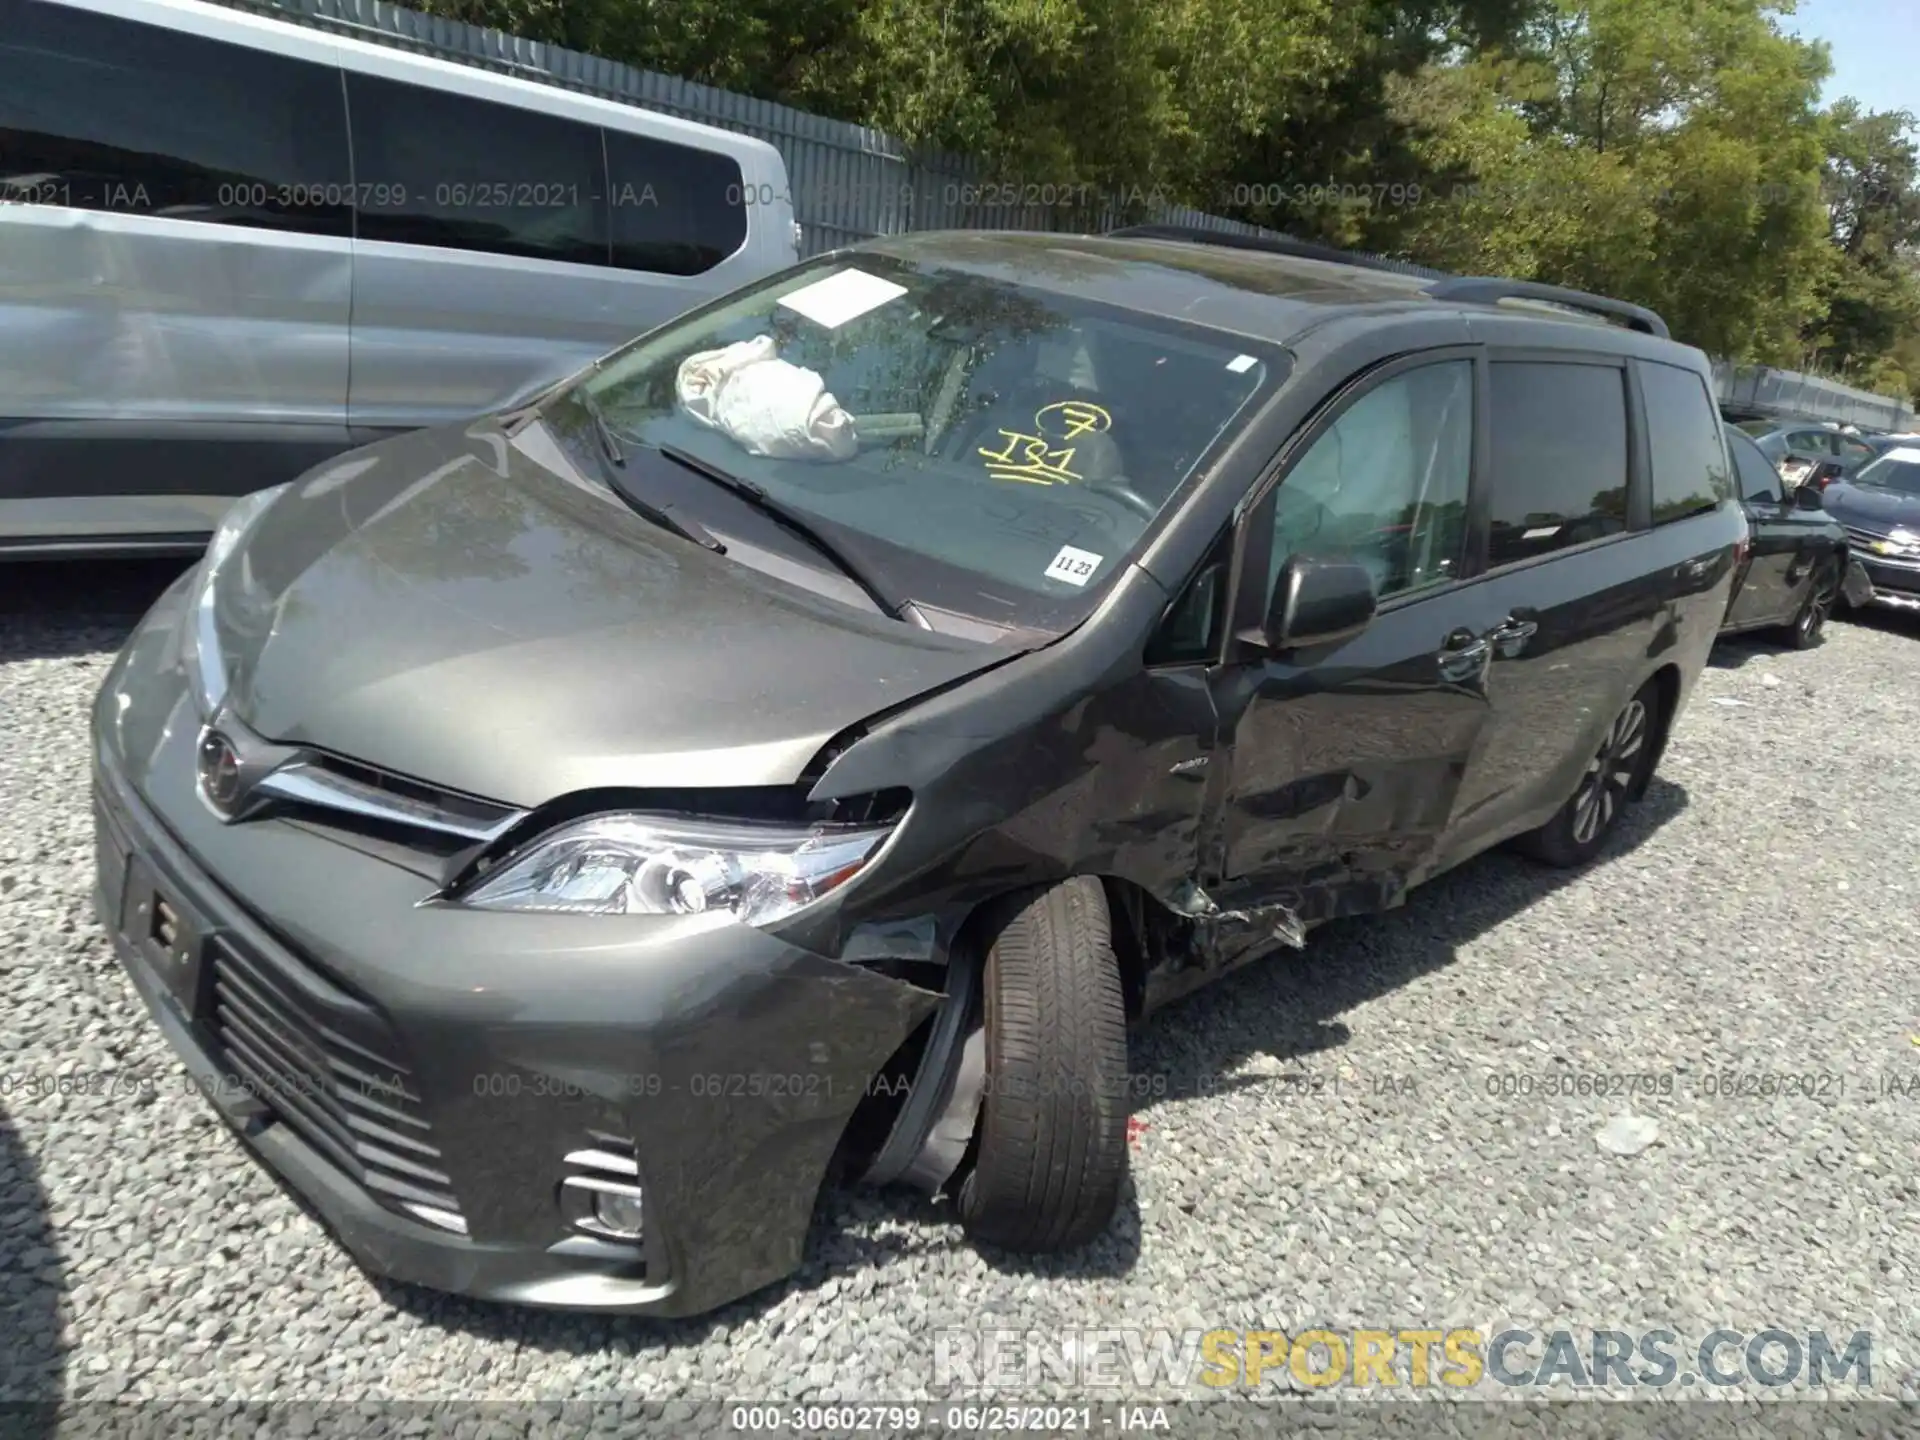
[345,73,607,266]
[1641,361,1733,523]
[1269,360,1473,601]
[1486,361,1629,566]
[0,0,351,235]
[605,130,748,275]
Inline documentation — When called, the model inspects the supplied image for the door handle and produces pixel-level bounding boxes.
[1436,628,1490,683]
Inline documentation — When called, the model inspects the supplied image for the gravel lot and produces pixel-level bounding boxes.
[4,559,1920,1419]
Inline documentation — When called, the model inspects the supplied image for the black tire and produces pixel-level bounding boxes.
[1785,558,1839,649]
[956,878,1129,1253]
[1513,680,1662,869]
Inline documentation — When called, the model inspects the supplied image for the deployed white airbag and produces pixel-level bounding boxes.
[674,335,857,461]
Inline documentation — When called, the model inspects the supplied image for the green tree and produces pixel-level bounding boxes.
[1805,102,1920,398]
[1361,0,1835,359]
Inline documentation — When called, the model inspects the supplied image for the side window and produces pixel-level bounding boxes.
[1486,361,1629,566]
[1728,430,1783,503]
[1839,437,1875,466]
[346,73,607,266]
[605,130,748,275]
[1267,359,1472,603]
[1146,552,1227,665]
[1641,361,1733,523]
[0,0,350,235]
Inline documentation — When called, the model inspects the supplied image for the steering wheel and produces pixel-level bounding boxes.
[1085,477,1157,521]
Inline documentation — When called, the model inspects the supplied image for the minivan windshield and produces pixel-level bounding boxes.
[568,252,1284,628]
[1851,451,1920,497]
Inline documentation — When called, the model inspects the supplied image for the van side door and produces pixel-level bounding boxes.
[1202,348,1494,939]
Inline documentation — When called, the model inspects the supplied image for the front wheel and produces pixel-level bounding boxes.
[1513,680,1661,868]
[1786,559,1839,649]
[956,878,1129,1253]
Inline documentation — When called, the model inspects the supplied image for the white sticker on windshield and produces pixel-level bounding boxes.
[1045,545,1104,586]
[1522,525,1562,540]
[776,268,908,329]
[1226,354,1258,374]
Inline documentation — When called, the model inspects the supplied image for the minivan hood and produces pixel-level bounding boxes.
[218,420,1013,808]
[1826,484,1920,531]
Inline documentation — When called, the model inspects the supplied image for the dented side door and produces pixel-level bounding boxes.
[1202,589,1495,944]
[1190,344,1496,956]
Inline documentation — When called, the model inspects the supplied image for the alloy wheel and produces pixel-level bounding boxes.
[1798,566,1838,645]
[1571,699,1647,846]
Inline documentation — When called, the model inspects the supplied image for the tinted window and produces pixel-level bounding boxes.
[1838,437,1875,465]
[0,0,350,234]
[1486,362,1629,566]
[1786,430,1834,456]
[346,73,606,265]
[1642,361,1733,523]
[1727,429,1783,503]
[605,130,747,275]
[1269,361,1473,600]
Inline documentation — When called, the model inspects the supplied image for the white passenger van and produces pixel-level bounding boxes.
[0,0,800,555]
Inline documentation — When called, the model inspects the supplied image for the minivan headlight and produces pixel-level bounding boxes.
[458,814,894,925]
[183,484,290,715]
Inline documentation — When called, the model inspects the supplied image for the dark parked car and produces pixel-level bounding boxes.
[1718,424,1857,646]
[1822,445,1920,616]
[91,229,1744,1317]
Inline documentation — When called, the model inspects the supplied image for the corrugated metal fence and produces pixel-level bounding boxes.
[221,0,1916,430]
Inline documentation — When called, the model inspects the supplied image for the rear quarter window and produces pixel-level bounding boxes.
[605,129,747,276]
[1641,361,1733,522]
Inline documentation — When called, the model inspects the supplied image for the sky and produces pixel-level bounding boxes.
[1786,0,1919,118]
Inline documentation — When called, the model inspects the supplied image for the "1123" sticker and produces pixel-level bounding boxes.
[1044,545,1103,586]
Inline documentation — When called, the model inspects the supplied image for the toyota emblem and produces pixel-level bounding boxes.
[197,730,244,815]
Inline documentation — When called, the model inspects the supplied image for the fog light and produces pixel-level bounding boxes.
[591,1189,646,1239]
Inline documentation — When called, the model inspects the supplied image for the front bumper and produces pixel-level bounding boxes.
[90,580,938,1315]
[1853,552,1920,612]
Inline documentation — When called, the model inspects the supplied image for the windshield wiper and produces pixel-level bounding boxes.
[562,393,724,553]
[655,443,909,619]
[611,487,726,554]
[574,386,629,473]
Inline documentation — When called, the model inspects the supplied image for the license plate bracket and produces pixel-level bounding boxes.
[123,857,208,1020]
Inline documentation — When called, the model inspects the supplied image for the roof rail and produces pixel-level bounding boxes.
[1102,224,1429,277]
[1105,223,1672,338]
[1425,277,1670,339]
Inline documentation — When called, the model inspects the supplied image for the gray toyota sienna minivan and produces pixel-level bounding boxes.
[92,229,1744,1316]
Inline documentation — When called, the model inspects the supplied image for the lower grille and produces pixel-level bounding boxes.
[207,939,466,1233]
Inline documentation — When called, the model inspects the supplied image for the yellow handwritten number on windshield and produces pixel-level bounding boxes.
[977,401,1114,485]
[1036,400,1112,441]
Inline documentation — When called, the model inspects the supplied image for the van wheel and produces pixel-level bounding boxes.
[956,878,1129,1253]
[1786,560,1839,649]
[1514,681,1660,869]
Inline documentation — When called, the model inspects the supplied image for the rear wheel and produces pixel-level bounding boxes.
[956,878,1129,1253]
[1514,680,1661,868]
[1786,559,1839,649]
